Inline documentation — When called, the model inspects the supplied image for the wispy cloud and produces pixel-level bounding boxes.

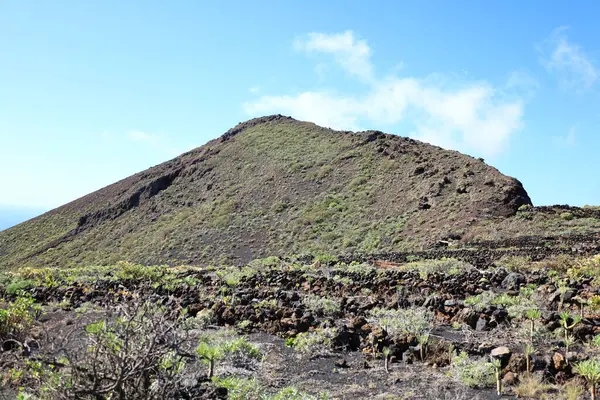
[127,130,181,156]
[245,31,528,158]
[294,30,374,82]
[249,86,261,94]
[553,126,576,147]
[539,27,598,92]
[506,69,540,101]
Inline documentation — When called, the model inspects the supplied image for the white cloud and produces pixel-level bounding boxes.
[245,31,528,158]
[539,27,598,92]
[294,30,373,82]
[249,86,261,94]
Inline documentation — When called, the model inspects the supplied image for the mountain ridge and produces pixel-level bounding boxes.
[0,115,556,269]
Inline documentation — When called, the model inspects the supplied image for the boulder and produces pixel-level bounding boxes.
[501,272,526,290]
[491,346,512,362]
[502,371,518,386]
[475,317,488,331]
[553,352,566,370]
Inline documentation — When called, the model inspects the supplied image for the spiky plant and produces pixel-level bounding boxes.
[564,334,576,366]
[418,333,430,361]
[560,312,582,343]
[382,347,391,373]
[491,358,502,396]
[196,342,224,378]
[524,343,535,375]
[573,359,600,400]
[448,343,456,366]
[525,308,542,342]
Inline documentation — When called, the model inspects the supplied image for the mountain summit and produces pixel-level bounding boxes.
[0,115,533,267]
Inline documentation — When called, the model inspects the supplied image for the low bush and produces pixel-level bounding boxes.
[450,352,496,389]
[302,294,341,316]
[0,293,41,341]
[286,327,337,356]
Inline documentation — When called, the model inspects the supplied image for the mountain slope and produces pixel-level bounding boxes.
[0,115,534,268]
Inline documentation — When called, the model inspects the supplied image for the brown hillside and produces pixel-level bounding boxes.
[0,115,542,268]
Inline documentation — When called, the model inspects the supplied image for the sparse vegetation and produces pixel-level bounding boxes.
[2,224,600,399]
[450,352,496,389]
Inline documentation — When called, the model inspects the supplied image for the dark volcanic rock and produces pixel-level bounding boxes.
[501,273,526,290]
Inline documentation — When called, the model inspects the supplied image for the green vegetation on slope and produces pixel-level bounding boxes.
[8,115,593,270]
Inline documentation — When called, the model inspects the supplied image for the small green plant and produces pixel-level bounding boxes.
[447,343,456,365]
[302,294,341,316]
[573,359,600,400]
[464,291,496,311]
[269,386,331,400]
[6,278,36,295]
[0,293,41,340]
[523,343,535,374]
[561,212,574,221]
[212,376,263,400]
[286,328,337,356]
[491,358,502,396]
[560,312,581,364]
[399,258,472,279]
[451,352,496,389]
[196,334,261,378]
[564,334,576,365]
[525,308,542,342]
[368,307,433,343]
[417,333,430,361]
[196,341,225,378]
[215,266,257,287]
[559,379,586,400]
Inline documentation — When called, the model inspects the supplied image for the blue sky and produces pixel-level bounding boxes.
[2,1,600,230]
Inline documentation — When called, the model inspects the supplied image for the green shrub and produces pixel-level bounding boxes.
[0,293,40,339]
[313,254,338,265]
[212,378,330,400]
[114,261,166,282]
[196,333,261,377]
[269,387,331,400]
[368,307,433,338]
[6,279,36,295]
[212,377,263,400]
[302,294,341,316]
[215,266,258,287]
[451,351,496,389]
[399,258,472,279]
[287,327,337,355]
[561,212,575,221]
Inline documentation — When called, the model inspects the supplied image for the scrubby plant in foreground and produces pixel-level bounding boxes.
[9,302,201,399]
[0,293,41,342]
[574,359,600,400]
